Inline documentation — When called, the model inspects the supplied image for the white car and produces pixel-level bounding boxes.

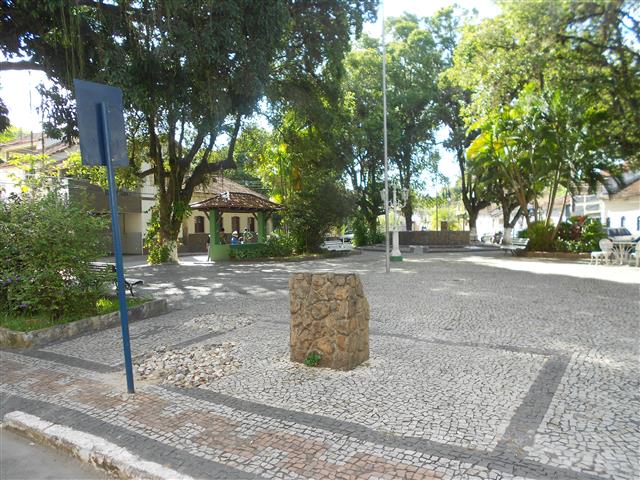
[342,230,354,243]
[606,227,634,242]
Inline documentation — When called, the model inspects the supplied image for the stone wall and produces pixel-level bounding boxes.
[399,230,470,246]
[289,273,369,370]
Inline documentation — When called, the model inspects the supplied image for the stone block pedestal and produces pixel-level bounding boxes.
[289,273,369,370]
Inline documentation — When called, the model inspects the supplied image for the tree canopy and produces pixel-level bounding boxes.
[1,0,377,259]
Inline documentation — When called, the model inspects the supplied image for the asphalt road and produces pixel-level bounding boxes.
[0,427,108,480]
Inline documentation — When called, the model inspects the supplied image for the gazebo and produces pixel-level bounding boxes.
[190,191,283,260]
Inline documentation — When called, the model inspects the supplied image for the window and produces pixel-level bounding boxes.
[637,216,640,231]
[231,216,240,233]
[194,216,205,233]
[621,216,626,228]
[248,217,255,232]
[606,217,611,227]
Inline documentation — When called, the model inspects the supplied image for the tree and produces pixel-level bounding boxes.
[342,38,385,240]
[1,0,378,261]
[448,1,631,232]
[385,15,442,230]
[435,7,490,241]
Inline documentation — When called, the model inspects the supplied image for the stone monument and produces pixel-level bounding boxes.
[289,273,369,370]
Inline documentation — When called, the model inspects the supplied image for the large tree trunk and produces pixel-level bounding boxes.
[468,210,479,242]
[404,210,413,231]
[148,114,241,263]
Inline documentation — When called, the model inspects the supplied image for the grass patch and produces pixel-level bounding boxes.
[0,296,150,332]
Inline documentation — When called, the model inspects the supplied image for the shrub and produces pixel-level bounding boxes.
[352,215,384,246]
[555,216,606,253]
[284,178,355,252]
[304,351,321,367]
[0,191,108,319]
[519,221,555,251]
[228,230,296,259]
[143,206,172,264]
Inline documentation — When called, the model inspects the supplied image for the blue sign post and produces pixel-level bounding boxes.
[74,79,134,393]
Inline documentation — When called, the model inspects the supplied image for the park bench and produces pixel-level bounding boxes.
[321,237,347,251]
[500,238,529,256]
[89,262,143,296]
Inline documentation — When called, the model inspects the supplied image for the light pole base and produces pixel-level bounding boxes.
[391,230,402,261]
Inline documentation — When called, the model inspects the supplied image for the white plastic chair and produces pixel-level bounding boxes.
[590,239,613,265]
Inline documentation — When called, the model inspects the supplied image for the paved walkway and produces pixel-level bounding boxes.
[2,251,638,479]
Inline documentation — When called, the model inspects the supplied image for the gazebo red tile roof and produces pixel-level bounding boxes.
[190,191,282,213]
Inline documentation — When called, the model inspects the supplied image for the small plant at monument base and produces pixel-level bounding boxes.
[304,351,321,367]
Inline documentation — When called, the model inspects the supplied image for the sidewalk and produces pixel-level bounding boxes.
[2,252,638,479]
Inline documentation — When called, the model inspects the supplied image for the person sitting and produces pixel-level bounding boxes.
[231,230,239,245]
[243,228,254,243]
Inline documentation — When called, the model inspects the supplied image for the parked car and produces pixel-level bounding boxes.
[605,227,634,242]
[342,229,354,243]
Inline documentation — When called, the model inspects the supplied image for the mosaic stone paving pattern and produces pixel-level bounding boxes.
[2,251,639,479]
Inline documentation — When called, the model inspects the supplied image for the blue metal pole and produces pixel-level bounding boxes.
[99,102,135,394]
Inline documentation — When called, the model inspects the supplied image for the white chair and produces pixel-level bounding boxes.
[590,239,613,265]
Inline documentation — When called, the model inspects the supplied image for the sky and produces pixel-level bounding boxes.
[0,0,499,194]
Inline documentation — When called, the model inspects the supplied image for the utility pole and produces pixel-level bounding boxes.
[382,1,390,273]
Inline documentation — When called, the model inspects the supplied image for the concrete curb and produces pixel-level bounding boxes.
[0,299,169,349]
[2,411,193,480]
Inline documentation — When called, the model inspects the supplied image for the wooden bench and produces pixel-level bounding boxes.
[500,238,529,255]
[89,262,143,296]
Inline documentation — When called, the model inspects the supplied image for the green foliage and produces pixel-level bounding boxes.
[62,152,141,191]
[352,215,383,246]
[0,296,148,332]
[448,0,635,228]
[343,15,444,228]
[228,231,296,259]
[517,221,555,251]
[304,351,322,367]
[143,205,171,264]
[0,125,25,145]
[3,0,379,257]
[0,190,108,320]
[555,216,607,253]
[285,177,355,253]
[0,100,9,134]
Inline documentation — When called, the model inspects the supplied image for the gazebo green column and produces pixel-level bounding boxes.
[208,209,230,260]
[257,211,267,243]
[209,209,220,245]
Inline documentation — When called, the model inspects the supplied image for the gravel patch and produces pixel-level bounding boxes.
[135,343,240,388]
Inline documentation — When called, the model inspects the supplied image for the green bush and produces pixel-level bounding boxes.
[284,178,355,252]
[228,231,296,259]
[352,215,384,246]
[555,216,606,253]
[143,206,172,264]
[518,221,555,251]
[0,191,108,319]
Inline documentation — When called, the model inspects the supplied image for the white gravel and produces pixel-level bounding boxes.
[135,342,240,388]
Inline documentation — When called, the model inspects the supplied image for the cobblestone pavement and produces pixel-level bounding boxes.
[2,251,639,479]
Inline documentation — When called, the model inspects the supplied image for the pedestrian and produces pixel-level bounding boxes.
[219,227,226,244]
[231,230,239,245]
